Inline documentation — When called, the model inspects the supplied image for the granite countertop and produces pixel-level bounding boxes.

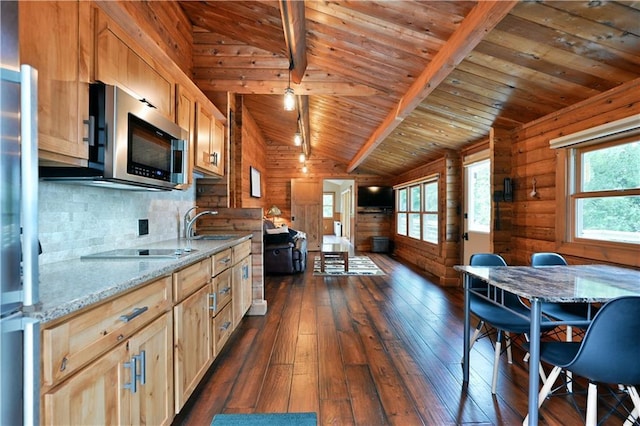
[32,234,252,324]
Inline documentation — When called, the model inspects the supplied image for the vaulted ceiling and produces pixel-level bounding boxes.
[178,1,640,177]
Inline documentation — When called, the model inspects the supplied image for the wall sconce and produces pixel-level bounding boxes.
[283,70,295,111]
[530,178,538,198]
[294,132,302,146]
[299,152,305,163]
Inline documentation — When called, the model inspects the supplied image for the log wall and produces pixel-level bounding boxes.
[511,78,640,268]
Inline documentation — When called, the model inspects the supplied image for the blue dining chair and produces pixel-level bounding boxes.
[523,296,640,426]
[467,253,556,394]
[531,252,595,326]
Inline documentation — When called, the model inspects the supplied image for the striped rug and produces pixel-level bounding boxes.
[313,255,385,276]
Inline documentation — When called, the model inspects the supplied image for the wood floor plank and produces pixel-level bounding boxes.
[255,364,293,412]
[344,364,389,425]
[320,399,356,426]
[317,305,350,400]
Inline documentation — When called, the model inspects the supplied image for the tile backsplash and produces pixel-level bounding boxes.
[38,181,196,264]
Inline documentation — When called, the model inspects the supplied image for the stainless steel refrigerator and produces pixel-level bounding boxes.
[1,1,40,424]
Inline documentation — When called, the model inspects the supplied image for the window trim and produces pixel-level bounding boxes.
[554,121,639,266]
[322,192,335,219]
[395,174,440,246]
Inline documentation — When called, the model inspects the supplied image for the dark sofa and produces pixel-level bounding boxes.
[263,219,307,274]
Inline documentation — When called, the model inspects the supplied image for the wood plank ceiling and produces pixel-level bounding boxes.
[179,1,640,177]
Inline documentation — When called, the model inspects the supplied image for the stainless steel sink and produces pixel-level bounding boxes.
[192,235,236,241]
[81,248,197,260]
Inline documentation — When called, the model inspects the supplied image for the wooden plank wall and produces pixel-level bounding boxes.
[511,78,640,267]
[391,152,461,286]
[491,127,513,264]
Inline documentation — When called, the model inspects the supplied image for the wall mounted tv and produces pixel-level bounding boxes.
[357,186,394,210]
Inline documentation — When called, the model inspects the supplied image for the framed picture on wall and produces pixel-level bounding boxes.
[250,166,261,198]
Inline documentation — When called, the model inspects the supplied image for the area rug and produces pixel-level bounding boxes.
[313,255,385,276]
[211,412,317,426]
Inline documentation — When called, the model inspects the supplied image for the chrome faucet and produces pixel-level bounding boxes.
[183,206,199,239]
[184,209,218,241]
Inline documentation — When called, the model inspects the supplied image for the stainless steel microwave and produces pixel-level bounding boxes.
[41,83,189,191]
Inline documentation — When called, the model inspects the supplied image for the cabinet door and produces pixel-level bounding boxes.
[210,119,225,176]
[42,342,129,425]
[194,103,225,177]
[232,255,252,327]
[95,10,174,119]
[173,284,213,412]
[19,1,91,165]
[129,313,174,426]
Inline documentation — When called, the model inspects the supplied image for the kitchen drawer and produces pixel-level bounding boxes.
[173,258,211,302]
[211,268,232,316]
[41,275,172,387]
[233,239,251,264]
[213,302,233,356]
[211,248,232,277]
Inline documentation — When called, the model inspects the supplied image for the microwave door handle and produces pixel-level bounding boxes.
[171,139,188,185]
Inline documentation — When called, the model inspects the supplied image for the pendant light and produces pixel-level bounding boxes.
[299,152,305,163]
[283,69,295,111]
[294,131,302,146]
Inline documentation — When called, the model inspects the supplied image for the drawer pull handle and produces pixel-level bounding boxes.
[60,357,68,372]
[220,287,231,295]
[209,292,217,311]
[220,321,232,332]
[120,306,148,323]
[220,257,231,264]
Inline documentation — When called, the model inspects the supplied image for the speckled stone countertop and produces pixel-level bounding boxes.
[454,264,640,303]
[32,234,252,324]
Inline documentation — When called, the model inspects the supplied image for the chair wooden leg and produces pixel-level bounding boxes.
[585,382,598,426]
[623,386,640,426]
[522,366,562,426]
[505,332,513,364]
[461,321,485,363]
[491,331,502,395]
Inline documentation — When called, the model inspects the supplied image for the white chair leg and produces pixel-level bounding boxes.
[506,332,513,364]
[491,333,502,395]
[522,366,562,425]
[623,386,640,426]
[585,382,598,426]
[461,321,484,363]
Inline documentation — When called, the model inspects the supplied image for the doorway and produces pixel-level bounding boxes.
[323,179,355,245]
[462,153,491,264]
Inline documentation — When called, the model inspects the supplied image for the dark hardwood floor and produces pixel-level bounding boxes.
[175,252,636,426]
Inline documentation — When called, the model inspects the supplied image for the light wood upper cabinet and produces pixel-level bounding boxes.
[195,102,225,177]
[19,1,91,166]
[94,9,174,120]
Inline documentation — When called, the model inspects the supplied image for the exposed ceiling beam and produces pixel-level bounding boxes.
[279,0,307,84]
[347,0,518,173]
[297,95,311,158]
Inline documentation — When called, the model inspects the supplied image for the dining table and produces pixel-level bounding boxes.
[454,264,640,425]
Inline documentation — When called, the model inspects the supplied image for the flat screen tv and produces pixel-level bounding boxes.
[357,186,394,209]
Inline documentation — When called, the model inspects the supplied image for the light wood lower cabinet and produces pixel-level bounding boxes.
[173,275,212,413]
[42,312,173,425]
[232,254,252,327]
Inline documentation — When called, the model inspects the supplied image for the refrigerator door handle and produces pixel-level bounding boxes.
[20,64,39,307]
[23,317,40,426]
